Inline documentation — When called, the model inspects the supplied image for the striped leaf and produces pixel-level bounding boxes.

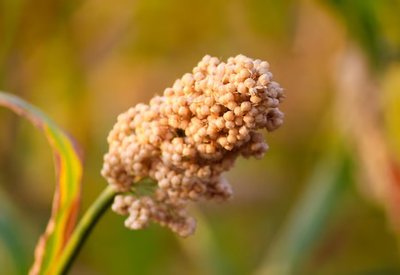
[0,92,83,275]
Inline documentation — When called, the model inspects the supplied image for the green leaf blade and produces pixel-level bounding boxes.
[0,92,83,275]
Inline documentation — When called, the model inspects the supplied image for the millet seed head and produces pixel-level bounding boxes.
[102,54,284,237]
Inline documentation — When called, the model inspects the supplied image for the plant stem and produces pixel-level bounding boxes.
[55,185,118,275]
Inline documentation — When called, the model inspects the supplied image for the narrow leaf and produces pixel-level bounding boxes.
[256,149,352,274]
[0,92,83,275]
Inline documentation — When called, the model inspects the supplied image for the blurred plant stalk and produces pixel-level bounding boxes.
[334,48,400,239]
[255,46,400,274]
[255,148,351,275]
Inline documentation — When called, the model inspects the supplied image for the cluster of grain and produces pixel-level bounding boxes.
[102,54,284,236]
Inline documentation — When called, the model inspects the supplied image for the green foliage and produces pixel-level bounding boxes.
[323,0,400,69]
[257,148,352,274]
[0,187,30,274]
[0,92,83,274]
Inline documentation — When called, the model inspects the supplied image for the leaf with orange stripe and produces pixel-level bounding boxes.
[0,92,83,275]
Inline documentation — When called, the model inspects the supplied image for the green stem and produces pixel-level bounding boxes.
[55,185,118,275]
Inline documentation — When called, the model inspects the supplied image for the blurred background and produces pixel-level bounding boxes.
[1,0,400,274]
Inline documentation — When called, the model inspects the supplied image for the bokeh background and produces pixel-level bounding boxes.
[1,0,400,274]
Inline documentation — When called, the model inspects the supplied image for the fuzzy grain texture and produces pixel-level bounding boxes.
[102,54,284,236]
